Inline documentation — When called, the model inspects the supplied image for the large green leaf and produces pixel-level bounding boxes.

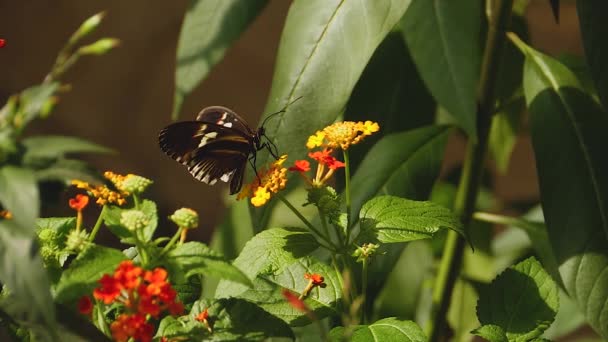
[0,223,56,335]
[55,245,127,303]
[259,0,411,167]
[343,32,435,172]
[226,257,341,326]
[400,0,482,139]
[173,0,268,118]
[488,98,525,173]
[215,227,319,298]
[350,125,450,219]
[167,241,251,286]
[577,0,608,110]
[0,166,39,234]
[513,34,608,338]
[21,135,112,164]
[329,317,426,342]
[476,257,559,341]
[359,195,463,243]
[156,298,294,341]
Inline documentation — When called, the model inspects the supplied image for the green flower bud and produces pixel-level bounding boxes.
[119,174,153,195]
[120,210,148,231]
[69,12,106,44]
[169,208,198,229]
[65,229,90,253]
[352,243,380,263]
[78,38,120,56]
[40,245,59,266]
[38,228,58,244]
[306,186,341,224]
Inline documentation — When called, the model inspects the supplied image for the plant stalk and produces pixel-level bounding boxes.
[343,150,352,242]
[428,0,514,340]
[88,205,107,242]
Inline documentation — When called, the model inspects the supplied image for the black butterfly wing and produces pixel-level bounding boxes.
[196,106,255,135]
[158,121,253,194]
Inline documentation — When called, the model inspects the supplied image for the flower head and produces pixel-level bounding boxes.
[288,160,310,173]
[289,149,345,187]
[71,179,127,206]
[105,171,153,195]
[238,155,288,207]
[307,121,380,151]
[69,194,89,211]
[65,229,90,253]
[353,243,380,263]
[169,208,198,229]
[120,210,149,231]
[300,272,326,298]
[0,39,6,48]
[110,313,154,342]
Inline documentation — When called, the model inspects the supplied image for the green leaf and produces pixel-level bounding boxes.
[0,166,39,234]
[577,0,608,110]
[33,158,102,184]
[514,34,608,338]
[226,257,341,326]
[471,324,508,342]
[329,317,426,342]
[259,0,411,167]
[543,288,586,340]
[103,200,157,243]
[21,135,112,164]
[0,223,56,335]
[400,0,482,139]
[343,32,435,172]
[36,217,76,236]
[173,0,268,118]
[215,227,319,298]
[374,240,433,319]
[167,241,251,286]
[488,97,525,173]
[350,125,451,219]
[359,195,463,243]
[16,83,60,127]
[476,257,559,341]
[157,298,294,341]
[55,245,127,303]
[139,199,158,241]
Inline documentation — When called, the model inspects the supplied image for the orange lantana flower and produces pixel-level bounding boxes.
[238,155,288,207]
[306,121,379,150]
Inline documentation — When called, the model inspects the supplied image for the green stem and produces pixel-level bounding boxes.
[361,258,368,324]
[318,208,332,243]
[88,205,107,242]
[278,195,339,251]
[343,150,352,243]
[428,0,514,340]
[132,194,140,210]
[161,227,183,255]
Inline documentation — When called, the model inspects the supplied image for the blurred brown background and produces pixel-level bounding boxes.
[0,0,583,241]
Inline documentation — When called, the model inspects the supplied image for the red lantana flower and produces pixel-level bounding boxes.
[0,39,6,48]
[68,194,90,211]
[110,313,154,342]
[114,260,143,290]
[282,289,308,313]
[78,296,93,315]
[288,160,310,173]
[304,273,325,286]
[93,274,121,304]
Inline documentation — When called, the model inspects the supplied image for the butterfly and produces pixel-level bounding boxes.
[159,106,284,195]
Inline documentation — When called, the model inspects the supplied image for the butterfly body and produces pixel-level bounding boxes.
[159,106,270,194]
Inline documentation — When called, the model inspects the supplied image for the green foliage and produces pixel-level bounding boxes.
[512,33,608,339]
[3,2,608,341]
[475,257,559,341]
[359,195,463,243]
[329,317,427,342]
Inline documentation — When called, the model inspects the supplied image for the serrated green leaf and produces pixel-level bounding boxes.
[400,0,482,140]
[157,298,294,341]
[226,257,341,326]
[513,35,608,339]
[577,0,608,110]
[258,0,411,168]
[215,227,319,298]
[329,317,426,342]
[359,195,463,243]
[350,125,450,219]
[36,217,76,235]
[344,32,435,172]
[21,135,112,163]
[471,324,508,342]
[0,223,56,336]
[173,0,268,119]
[476,257,559,341]
[167,241,251,287]
[55,245,127,303]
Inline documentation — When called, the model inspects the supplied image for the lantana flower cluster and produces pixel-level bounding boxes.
[81,261,184,342]
[306,121,379,150]
[237,155,288,207]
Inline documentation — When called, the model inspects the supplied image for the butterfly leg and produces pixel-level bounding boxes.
[248,152,262,184]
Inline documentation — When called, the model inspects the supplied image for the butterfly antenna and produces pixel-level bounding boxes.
[260,96,303,128]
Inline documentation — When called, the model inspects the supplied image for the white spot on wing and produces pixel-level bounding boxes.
[198,131,218,148]
[209,179,218,185]
[223,122,233,128]
[220,170,234,182]
[202,174,210,183]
